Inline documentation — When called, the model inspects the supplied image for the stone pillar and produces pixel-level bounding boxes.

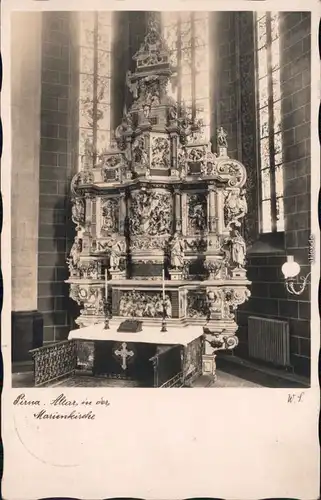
[119,193,126,235]
[174,189,182,233]
[208,185,216,233]
[216,190,224,235]
[11,13,43,363]
[181,193,187,235]
[82,194,93,255]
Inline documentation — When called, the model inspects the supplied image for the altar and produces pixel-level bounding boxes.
[68,322,204,387]
[31,15,252,388]
[30,321,204,387]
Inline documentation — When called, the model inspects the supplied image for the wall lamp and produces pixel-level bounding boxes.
[281,255,311,296]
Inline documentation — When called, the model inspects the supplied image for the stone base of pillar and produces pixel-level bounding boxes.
[109,269,126,280]
[231,267,247,279]
[169,269,183,281]
[12,310,43,363]
[202,353,217,380]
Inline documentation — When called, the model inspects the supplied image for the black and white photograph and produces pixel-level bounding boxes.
[10,9,313,389]
[2,2,320,499]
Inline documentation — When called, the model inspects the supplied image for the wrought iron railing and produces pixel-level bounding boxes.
[30,340,77,387]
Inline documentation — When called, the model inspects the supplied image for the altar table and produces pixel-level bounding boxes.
[30,323,204,387]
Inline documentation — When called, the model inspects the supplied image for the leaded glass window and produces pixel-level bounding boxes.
[161,12,210,142]
[78,12,113,168]
[256,12,284,233]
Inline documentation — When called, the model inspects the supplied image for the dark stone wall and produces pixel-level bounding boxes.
[37,12,76,342]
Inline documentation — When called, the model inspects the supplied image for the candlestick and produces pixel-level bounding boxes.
[104,268,110,329]
[162,269,165,301]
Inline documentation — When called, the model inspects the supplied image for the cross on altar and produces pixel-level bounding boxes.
[114,342,134,370]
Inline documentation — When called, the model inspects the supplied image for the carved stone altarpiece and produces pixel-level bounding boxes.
[66,16,251,380]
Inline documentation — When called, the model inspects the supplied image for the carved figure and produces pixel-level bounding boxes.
[109,240,125,271]
[79,260,101,280]
[151,137,170,169]
[151,90,160,106]
[205,150,218,175]
[217,126,228,149]
[132,136,148,165]
[187,291,208,318]
[71,198,85,230]
[67,237,82,276]
[204,260,224,279]
[170,232,185,269]
[119,291,171,318]
[207,289,222,319]
[143,105,151,119]
[126,70,138,99]
[101,199,118,235]
[168,105,177,122]
[130,191,172,236]
[224,188,248,228]
[188,194,207,233]
[230,230,246,268]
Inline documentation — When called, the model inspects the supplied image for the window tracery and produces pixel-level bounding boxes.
[78,12,113,168]
[161,12,210,142]
[256,12,284,233]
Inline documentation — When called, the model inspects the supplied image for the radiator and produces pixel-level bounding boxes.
[248,316,290,367]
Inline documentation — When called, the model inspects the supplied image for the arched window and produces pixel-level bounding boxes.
[255,12,284,233]
[161,12,210,142]
[78,12,113,167]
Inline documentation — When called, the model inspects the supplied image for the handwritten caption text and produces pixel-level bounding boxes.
[13,393,110,420]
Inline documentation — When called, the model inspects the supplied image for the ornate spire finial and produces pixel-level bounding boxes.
[146,11,161,32]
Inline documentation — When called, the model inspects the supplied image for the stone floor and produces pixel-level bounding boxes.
[11,369,262,388]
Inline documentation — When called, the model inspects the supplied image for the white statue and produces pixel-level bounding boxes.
[170,232,185,269]
[67,237,82,276]
[109,240,125,271]
[231,230,246,268]
[143,104,151,119]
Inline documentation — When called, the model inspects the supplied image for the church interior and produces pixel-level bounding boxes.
[10,10,312,388]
